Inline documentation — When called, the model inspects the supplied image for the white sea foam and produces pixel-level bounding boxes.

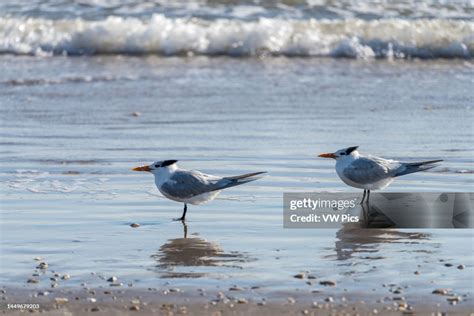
[0,15,472,58]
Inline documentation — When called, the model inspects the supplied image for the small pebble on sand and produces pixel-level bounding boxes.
[51,283,58,288]
[110,283,123,287]
[325,297,334,302]
[319,280,336,286]
[54,297,69,304]
[88,298,97,303]
[288,297,296,304]
[432,289,449,295]
[414,271,420,275]
[107,276,118,282]
[444,263,453,267]
[61,274,71,280]
[446,296,461,302]
[293,273,305,279]
[130,223,140,228]
[37,262,48,269]
[457,264,465,270]
[129,305,140,311]
[38,291,49,296]
[91,307,100,312]
[132,112,141,117]
[229,286,243,291]
[392,296,405,301]
[237,298,248,304]
[27,278,39,284]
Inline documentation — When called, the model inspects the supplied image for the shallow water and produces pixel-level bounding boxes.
[0,56,473,308]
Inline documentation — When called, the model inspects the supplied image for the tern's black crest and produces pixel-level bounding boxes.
[345,146,359,155]
[161,160,178,167]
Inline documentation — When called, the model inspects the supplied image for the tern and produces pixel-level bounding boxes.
[318,146,442,203]
[133,160,266,221]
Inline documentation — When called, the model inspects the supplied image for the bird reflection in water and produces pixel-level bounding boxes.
[151,222,248,278]
[333,219,431,261]
[357,192,472,228]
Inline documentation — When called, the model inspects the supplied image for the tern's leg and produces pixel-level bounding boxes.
[174,203,187,221]
[367,190,371,204]
[361,202,368,225]
[360,190,367,204]
[182,221,188,238]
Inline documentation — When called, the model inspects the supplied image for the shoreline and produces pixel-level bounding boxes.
[1,50,473,315]
[1,284,472,315]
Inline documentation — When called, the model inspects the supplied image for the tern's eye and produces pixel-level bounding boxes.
[341,152,346,155]
[155,164,160,168]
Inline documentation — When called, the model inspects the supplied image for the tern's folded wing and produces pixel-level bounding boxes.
[343,156,398,184]
[160,170,221,199]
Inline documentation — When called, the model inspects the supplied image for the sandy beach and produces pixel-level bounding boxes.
[2,283,473,315]
[1,0,474,315]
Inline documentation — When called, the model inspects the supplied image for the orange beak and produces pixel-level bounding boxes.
[318,153,337,159]
[132,165,151,172]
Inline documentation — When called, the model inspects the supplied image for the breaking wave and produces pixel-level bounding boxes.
[1,15,473,58]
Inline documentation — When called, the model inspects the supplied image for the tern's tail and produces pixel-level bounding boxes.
[394,160,443,177]
[216,171,267,190]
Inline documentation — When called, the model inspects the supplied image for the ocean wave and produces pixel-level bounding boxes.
[0,15,473,58]
[1,74,138,86]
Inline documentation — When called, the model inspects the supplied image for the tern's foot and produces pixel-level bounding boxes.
[173,217,185,222]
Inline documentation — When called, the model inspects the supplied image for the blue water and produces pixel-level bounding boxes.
[0,56,473,313]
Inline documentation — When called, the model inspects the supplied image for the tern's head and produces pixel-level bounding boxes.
[132,160,178,174]
[318,146,359,160]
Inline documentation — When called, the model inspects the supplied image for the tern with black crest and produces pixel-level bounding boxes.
[318,146,442,204]
[133,160,266,221]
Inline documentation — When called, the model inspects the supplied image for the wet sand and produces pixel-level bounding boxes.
[1,57,473,314]
[2,283,472,316]
[2,220,473,315]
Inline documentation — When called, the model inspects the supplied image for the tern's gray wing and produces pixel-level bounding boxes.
[343,156,399,184]
[160,170,221,199]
